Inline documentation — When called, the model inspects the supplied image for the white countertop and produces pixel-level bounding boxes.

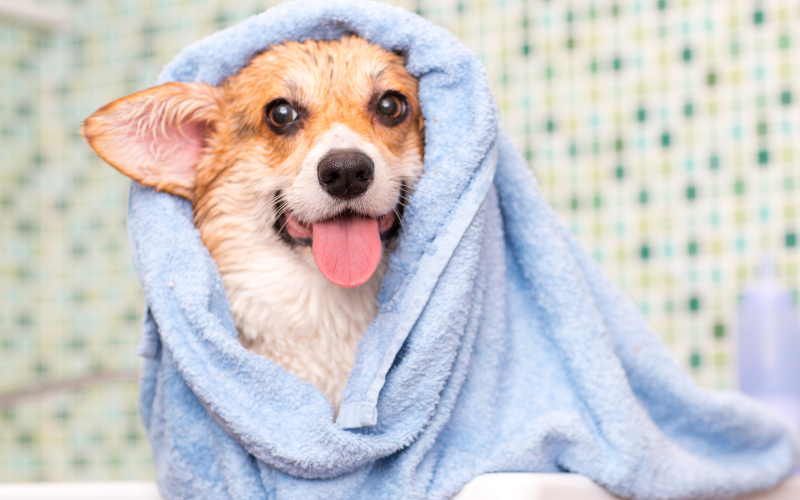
[0,474,798,499]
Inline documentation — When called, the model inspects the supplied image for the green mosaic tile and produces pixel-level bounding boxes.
[1,0,799,482]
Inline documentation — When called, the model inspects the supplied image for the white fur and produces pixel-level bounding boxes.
[224,240,385,412]
[284,124,401,223]
[218,124,422,413]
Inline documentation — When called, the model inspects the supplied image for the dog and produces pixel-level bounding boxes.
[82,36,425,413]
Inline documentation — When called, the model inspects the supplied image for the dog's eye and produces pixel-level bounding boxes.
[375,93,408,126]
[265,100,299,132]
[269,102,297,126]
[377,95,401,117]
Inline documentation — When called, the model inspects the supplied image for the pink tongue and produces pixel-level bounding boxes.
[312,215,382,288]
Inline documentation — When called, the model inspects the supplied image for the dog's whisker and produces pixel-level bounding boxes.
[387,180,450,202]
[375,259,390,275]
[392,207,406,232]
[389,176,450,186]
[237,193,293,263]
[276,214,294,236]
[397,189,448,203]
[392,200,432,235]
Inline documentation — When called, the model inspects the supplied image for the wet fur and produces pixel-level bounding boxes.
[83,37,424,412]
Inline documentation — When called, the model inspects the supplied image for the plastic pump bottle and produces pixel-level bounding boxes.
[737,255,800,434]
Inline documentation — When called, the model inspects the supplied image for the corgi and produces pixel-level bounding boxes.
[82,36,425,413]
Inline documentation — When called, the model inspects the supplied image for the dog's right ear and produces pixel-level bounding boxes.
[81,82,223,200]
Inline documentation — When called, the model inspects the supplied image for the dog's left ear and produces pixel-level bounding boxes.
[81,82,223,200]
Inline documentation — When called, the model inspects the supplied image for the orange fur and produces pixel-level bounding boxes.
[83,37,425,411]
[82,82,223,199]
[194,37,423,252]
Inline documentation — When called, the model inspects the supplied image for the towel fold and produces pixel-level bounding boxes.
[128,1,799,498]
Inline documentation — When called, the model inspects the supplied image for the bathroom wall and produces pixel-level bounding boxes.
[1,0,797,481]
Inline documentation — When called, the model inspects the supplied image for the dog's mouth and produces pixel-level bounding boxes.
[273,188,405,288]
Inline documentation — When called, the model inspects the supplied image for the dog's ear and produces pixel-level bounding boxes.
[82,82,223,200]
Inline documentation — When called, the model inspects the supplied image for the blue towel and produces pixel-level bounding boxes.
[129,1,799,499]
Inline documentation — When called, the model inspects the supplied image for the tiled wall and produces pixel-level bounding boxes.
[1,0,797,482]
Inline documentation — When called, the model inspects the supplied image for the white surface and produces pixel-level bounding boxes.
[0,475,798,499]
[453,474,800,500]
[453,473,621,500]
[0,482,162,500]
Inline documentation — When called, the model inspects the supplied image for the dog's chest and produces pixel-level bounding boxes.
[219,248,384,411]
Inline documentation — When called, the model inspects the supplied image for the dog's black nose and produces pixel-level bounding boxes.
[317,149,374,199]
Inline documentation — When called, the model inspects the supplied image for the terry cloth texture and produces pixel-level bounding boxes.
[129,1,799,499]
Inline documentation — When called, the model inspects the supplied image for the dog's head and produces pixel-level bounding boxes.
[83,36,424,288]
